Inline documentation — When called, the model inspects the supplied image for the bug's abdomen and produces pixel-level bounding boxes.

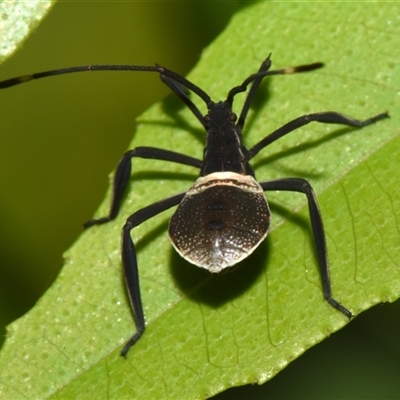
[169,172,270,273]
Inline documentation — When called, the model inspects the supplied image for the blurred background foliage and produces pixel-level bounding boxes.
[0,2,399,398]
[0,1,239,338]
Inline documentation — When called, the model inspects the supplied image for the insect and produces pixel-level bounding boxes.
[0,55,388,357]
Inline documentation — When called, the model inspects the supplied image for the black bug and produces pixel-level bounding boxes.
[0,55,388,357]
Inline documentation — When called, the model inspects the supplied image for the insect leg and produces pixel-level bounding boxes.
[248,111,389,160]
[84,147,201,227]
[160,75,207,129]
[233,56,324,131]
[236,56,273,131]
[121,191,186,357]
[261,177,352,318]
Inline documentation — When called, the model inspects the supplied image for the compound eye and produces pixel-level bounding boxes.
[230,112,237,122]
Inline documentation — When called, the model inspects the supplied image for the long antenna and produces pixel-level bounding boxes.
[0,64,212,104]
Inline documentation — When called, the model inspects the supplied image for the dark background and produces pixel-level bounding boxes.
[0,3,399,399]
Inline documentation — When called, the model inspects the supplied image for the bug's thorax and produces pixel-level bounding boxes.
[169,171,271,273]
[200,101,253,177]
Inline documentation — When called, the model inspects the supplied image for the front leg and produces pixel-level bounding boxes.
[248,111,389,160]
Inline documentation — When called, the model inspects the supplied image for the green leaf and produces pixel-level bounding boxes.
[0,1,54,63]
[0,2,399,399]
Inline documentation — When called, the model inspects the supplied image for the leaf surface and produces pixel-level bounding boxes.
[0,1,54,63]
[0,3,399,399]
